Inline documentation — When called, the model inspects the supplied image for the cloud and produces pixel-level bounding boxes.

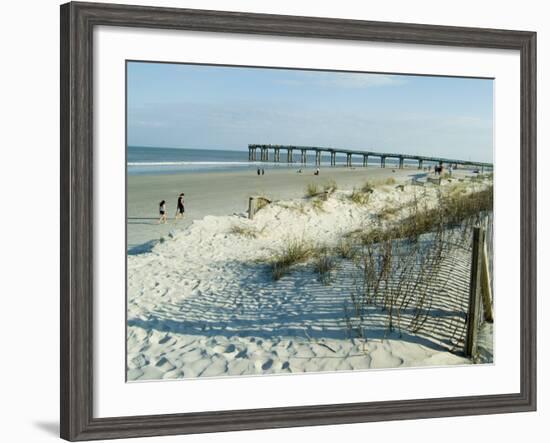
[276,72,406,89]
[316,73,406,88]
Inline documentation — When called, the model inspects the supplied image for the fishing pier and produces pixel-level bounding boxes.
[248,144,492,171]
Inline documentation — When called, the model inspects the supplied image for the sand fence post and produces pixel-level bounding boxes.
[464,225,485,358]
[481,216,494,323]
[248,196,257,220]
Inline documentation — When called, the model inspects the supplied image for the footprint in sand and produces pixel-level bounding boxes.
[235,349,248,359]
[261,359,274,370]
[158,335,172,344]
[155,356,175,372]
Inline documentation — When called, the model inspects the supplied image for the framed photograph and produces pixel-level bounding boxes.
[60,1,536,441]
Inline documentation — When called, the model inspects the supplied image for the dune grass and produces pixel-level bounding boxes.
[335,238,356,259]
[311,198,325,213]
[361,181,375,193]
[255,196,271,212]
[270,238,314,280]
[356,184,493,246]
[349,189,370,205]
[313,248,337,285]
[376,204,401,221]
[305,183,319,198]
[229,224,261,238]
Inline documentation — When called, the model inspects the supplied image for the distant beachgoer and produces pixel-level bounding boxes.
[297,168,302,173]
[262,168,265,175]
[314,167,320,176]
[257,168,261,176]
[175,193,185,220]
[158,200,167,224]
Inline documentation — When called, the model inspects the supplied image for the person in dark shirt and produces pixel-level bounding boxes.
[158,200,167,224]
[175,193,185,220]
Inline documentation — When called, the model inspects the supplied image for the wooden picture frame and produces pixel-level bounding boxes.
[60,1,536,440]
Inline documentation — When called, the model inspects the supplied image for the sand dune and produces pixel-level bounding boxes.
[127,172,493,381]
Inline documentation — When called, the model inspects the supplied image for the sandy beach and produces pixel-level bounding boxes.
[128,166,439,251]
[127,166,492,381]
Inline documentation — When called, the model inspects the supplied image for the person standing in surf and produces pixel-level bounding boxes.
[175,193,185,220]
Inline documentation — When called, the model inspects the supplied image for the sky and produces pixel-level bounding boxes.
[127,61,494,162]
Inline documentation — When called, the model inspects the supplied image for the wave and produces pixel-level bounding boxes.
[128,161,260,167]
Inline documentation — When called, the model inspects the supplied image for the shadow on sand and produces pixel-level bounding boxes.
[127,239,158,255]
[128,252,470,354]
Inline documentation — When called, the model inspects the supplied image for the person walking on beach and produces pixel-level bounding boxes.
[257,168,261,176]
[175,193,185,220]
[158,200,167,224]
[261,168,265,175]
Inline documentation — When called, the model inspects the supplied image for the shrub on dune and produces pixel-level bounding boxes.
[335,238,356,259]
[349,189,370,205]
[269,239,313,280]
[313,248,337,285]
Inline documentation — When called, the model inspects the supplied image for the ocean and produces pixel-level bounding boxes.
[127,146,408,175]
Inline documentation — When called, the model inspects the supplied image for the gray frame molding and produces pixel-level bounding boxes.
[60,2,536,441]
